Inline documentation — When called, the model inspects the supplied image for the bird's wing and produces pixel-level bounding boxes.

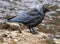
[9,12,34,23]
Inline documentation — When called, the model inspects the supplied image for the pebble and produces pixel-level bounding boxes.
[55,32,60,38]
[0,36,4,43]
[56,9,60,12]
[11,31,18,37]
[2,33,7,37]
[8,38,17,44]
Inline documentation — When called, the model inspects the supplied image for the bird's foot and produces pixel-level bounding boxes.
[29,30,38,34]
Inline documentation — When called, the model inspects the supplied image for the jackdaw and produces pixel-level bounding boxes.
[6,4,49,33]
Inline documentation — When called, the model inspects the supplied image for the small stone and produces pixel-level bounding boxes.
[0,36,4,43]
[14,39,19,42]
[55,39,60,44]
[56,9,60,12]
[55,32,60,38]
[2,33,7,37]
[53,38,57,41]
[47,34,54,38]
[8,38,17,44]
[11,31,18,37]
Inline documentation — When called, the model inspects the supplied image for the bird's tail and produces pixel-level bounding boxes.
[6,16,16,21]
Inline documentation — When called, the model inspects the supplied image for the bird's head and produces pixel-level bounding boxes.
[42,5,50,13]
[29,4,50,15]
[34,4,50,14]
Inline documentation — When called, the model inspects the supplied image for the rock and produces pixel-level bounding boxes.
[53,38,58,41]
[55,32,60,39]
[0,19,8,29]
[0,36,4,43]
[48,11,56,14]
[47,34,54,39]
[18,31,55,44]
[8,37,17,44]
[49,5,59,10]
[46,39,55,44]
[4,22,22,33]
[2,33,7,37]
[54,39,60,44]
[56,9,60,12]
[0,22,4,29]
[11,31,18,38]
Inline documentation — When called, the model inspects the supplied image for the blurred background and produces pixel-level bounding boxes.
[0,0,60,44]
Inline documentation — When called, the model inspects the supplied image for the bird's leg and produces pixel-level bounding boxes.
[29,28,32,33]
[32,27,36,32]
[28,27,32,33]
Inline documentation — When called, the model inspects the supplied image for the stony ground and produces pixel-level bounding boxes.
[0,0,60,44]
[0,29,56,44]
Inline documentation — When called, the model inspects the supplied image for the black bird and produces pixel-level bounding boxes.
[7,4,49,33]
